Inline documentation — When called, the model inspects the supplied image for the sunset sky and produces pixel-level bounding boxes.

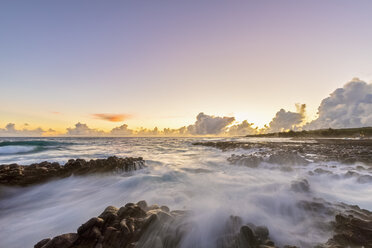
[1,1,372,135]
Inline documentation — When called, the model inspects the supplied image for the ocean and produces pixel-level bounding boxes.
[0,137,371,248]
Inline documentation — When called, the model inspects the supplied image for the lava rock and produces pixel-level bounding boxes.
[0,156,145,186]
[325,214,372,248]
[35,201,187,248]
[291,179,310,192]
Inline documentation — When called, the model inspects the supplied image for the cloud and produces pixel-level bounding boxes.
[4,78,372,138]
[0,123,48,136]
[187,112,235,135]
[304,78,372,129]
[265,104,306,133]
[110,124,134,136]
[136,127,160,136]
[163,127,187,136]
[92,113,131,122]
[66,122,105,136]
[228,120,258,136]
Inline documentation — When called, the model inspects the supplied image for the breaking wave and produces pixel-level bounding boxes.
[0,140,72,155]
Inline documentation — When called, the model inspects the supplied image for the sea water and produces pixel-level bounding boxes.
[0,137,371,248]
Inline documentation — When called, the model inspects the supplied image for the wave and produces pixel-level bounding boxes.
[0,140,72,155]
[0,146,38,155]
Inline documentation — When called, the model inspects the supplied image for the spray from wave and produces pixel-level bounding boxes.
[0,138,371,248]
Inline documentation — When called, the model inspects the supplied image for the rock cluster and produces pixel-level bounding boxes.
[0,156,145,186]
[193,139,372,164]
[227,151,308,168]
[35,201,281,248]
[290,179,310,193]
[34,199,372,248]
[227,154,263,168]
[35,201,187,248]
[324,213,372,248]
[217,215,280,248]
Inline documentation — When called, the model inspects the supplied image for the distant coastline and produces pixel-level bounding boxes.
[246,126,372,138]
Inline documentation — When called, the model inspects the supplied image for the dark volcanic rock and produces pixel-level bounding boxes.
[267,151,309,165]
[34,200,372,248]
[324,213,372,248]
[0,156,145,186]
[227,151,309,169]
[37,204,280,248]
[39,233,78,248]
[227,154,264,168]
[35,201,188,248]
[291,179,310,193]
[193,139,372,164]
[217,216,276,248]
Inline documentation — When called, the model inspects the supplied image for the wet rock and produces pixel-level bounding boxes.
[77,217,104,238]
[35,201,186,248]
[268,151,309,165]
[0,156,145,186]
[117,205,146,219]
[147,204,160,210]
[137,200,148,211]
[253,226,269,241]
[34,199,372,248]
[34,238,51,248]
[218,216,275,248]
[238,225,257,247]
[227,154,263,168]
[38,233,78,248]
[160,205,170,212]
[297,199,335,216]
[314,168,333,175]
[291,179,310,192]
[193,139,372,164]
[324,213,372,248]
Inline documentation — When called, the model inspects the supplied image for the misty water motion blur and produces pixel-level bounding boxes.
[0,137,371,248]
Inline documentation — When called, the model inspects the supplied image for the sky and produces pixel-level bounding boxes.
[1,1,372,136]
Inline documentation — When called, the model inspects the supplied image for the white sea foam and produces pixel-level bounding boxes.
[0,137,370,248]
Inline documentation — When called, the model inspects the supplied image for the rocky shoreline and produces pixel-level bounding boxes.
[34,200,372,248]
[193,139,372,165]
[0,156,145,186]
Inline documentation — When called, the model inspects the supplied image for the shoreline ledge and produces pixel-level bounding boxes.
[193,139,372,164]
[34,200,372,248]
[0,156,145,187]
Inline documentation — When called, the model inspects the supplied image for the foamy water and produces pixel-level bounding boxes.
[0,137,371,248]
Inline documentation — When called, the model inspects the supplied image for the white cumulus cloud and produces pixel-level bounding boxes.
[0,123,49,136]
[66,122,105,136]
[305,78,372,129]
[187,112,235,135]
[228,120,257,135]
[265,104,306,133]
